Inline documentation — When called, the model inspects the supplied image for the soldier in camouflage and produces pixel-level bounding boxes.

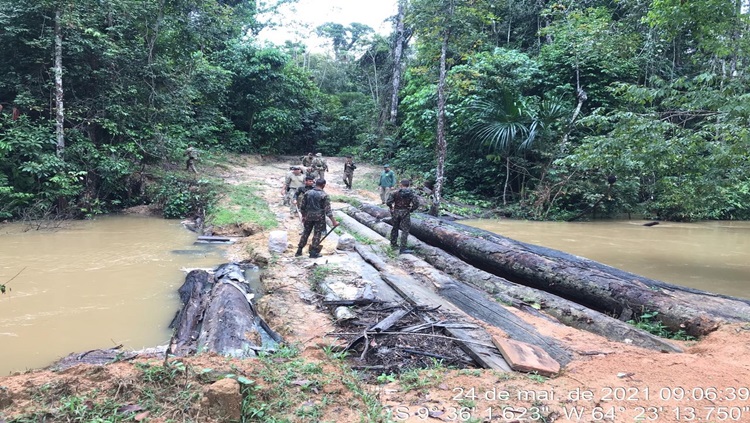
[281,165,306,215]
[293,175,316,213]
[301,152,314,168]
[386,179,421,254]
[343,155,356,189]
[311,153,329,180]
[296,179,339,258]
[185,145,199,173]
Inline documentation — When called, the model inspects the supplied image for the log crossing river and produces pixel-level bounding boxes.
[461,219,750,299]
[0,215,225,376]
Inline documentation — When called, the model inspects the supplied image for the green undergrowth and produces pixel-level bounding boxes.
[353,171,381,192]
[627,310,696,341]
[329,194,361,207]
[208,183,278,229]
[5,346,392,423]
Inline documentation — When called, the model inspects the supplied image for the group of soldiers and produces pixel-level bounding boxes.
[283,154,420,258]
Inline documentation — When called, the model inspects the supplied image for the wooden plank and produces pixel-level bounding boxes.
[492,336,560,377]
[195,236,236,244]
[447,327,512,372]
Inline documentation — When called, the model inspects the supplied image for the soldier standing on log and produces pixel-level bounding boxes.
[296,179,339,258]
[343,155,356,189]
[386,179,420,254]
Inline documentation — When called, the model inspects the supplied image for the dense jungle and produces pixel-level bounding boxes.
[2,2,750,422]
[1,0,749,225]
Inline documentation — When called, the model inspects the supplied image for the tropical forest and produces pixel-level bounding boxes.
[1,0,749,223]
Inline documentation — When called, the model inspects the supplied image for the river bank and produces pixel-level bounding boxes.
[2,154,750,423]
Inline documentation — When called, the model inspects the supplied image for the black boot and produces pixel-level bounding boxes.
[295,247,303,257]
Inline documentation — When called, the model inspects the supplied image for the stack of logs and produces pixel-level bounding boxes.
[345,204,750,339]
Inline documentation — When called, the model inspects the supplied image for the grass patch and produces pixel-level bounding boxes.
[8,346,390,422]
[329,194,361,207]
[398,359,448,392]
[348,231,376,245]
[208,183,277,229]
[308,264,348,294]
[627,310,696,341]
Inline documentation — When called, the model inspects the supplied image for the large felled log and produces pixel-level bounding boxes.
[358,204,750,337]
[170,264,282,358]
[336,212,573,365]
[342,207,683,352]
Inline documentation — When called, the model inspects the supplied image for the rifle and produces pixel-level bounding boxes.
[318,224,338,244]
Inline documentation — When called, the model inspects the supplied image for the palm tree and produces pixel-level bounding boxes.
[470,93,567,205]
[470,93,536,205]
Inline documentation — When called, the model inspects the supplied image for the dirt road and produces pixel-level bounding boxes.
[219,155,750,423]
[2,154,750,423]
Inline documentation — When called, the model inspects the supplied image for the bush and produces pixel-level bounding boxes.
[148,174,219,219]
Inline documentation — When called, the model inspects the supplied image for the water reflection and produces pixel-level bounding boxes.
[0,215,225,376]
[460,219,750,299]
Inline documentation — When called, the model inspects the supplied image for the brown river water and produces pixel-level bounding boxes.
[461,219,750,299]
[0,215,225,376]
[1,215,748,376]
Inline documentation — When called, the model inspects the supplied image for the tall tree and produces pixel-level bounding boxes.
[54,9,64,157]
[389,0,409,124]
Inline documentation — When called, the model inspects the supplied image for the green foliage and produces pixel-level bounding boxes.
[148,174,218,220]
[628,311,695,341]
[376,372,397,384]
[0,0,748,223]
[398,360,447,392]
[207,183,277,229]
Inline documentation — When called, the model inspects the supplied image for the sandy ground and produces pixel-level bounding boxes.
[2,154,750,423]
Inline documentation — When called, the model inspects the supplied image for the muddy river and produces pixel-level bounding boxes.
[461,219,750,299]
[0,215,225,376]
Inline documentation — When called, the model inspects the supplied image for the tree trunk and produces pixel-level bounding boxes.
[347,232,569,369]
[343,206,684,352]
[54,10,65,157]
[169,264,282,358]
[431,29,449,217]
[354,205,750,337]
[503,156,510,205]
[389,0,407,124]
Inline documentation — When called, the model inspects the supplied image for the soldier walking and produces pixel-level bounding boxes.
[386,179,420,254]
[311,153,329,180]
[343,155,357,189]
[293,175,315,211]
[296,179,339,258]
[301,152,315,177]
[378,164,396,204]
[185,145,199,173]
[281,165,306,215]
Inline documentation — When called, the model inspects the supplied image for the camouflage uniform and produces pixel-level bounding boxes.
[386,187,420,252]
[311,154,329,180]
[301,154,314,168]
[298,187,333,258]
[283,169,306,213]
[185,147,198,173]
[343,159,357,189]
